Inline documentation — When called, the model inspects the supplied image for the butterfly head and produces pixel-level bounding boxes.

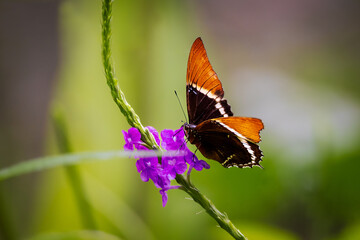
[182,123,198,144]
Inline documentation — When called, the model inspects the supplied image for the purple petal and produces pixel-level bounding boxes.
[124,143,134,151]
[143,156,159,168]
[201,160,211,169]
[160,189,168,207]
[173,128,185,141]
[161,129,174,139]
[122,130,133,150]
[160,129,186,151]
[161,154,188,177]
[140,170,150,182]
[167,168,177,180]
[185,150,198,165]
[194,160,210,171]
[175,162,188,174]
[146,126,160,145]
[122,130,129,140]
[160,130,174,149]
[152,173,171,189]
[128,128,141,141]
[123,128,144,150]
[161,156,175,167]
[136,159,145,172]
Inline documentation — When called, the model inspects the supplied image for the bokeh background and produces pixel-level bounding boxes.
[1,0,360,239]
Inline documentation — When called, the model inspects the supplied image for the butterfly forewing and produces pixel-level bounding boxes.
[186,38,233,125]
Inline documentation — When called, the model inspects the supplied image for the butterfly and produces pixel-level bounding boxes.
[183,37,264,168]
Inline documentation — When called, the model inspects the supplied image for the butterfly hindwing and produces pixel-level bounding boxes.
[213,117,264,143]
[194,118,263,168]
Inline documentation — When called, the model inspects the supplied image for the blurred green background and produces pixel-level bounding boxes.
[1,0,360,239]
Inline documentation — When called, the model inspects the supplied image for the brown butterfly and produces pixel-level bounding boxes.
[183,37,264,168]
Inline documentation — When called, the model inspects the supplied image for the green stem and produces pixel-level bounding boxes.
[101,0,247,239]
[0,151,181,182]
[176,175,246,239]
[101,0,157,150]
[0,151,133,182]
[52,110,97,230]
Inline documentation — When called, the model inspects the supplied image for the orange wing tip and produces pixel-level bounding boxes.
[187,37,224,98]
[194,37,203,44]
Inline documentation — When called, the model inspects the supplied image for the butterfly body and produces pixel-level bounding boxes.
[184,38,264,168]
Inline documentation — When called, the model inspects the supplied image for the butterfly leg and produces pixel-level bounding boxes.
[186,144,201,182]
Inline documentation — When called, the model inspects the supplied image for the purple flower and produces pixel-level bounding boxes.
[161,128,186,151]
[122,126,210,207]
[152,172,171,189]
[162,154,187,179]
[122,128,142,150]
[136,156,160,182]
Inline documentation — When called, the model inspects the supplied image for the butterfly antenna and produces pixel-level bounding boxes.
[174,90,188,123]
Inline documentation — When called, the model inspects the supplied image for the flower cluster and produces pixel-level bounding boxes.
[122,126,210,206]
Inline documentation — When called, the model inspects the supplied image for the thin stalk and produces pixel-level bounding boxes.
[176,175,246,239]
[52,110,97,229]
[101,0,246,239]
[101,0,158,150]
[0,151,181,182]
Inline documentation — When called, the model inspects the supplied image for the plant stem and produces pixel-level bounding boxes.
[0,151,183,182]
[176,175,246,240]
[101,0,157,150]
[101,0,246,239]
